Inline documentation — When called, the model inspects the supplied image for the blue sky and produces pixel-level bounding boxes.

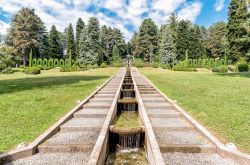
[0,0,230,40]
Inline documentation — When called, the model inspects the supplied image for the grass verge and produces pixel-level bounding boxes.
[0,67,118,152]
[139,67,250,153]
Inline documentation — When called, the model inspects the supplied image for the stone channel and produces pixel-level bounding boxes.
[2,67,248,165]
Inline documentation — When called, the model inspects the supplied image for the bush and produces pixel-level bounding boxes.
[19,65,26,68]
[238,64,249,72]
[48,59,53,68]
[25,67,41,75]
[113,62,122,67]
[60,67,80,72]
[228,65,237,72]
[172,65,196,72]
[212,67,220,72]
[42,66,52,70]
[159,63,171,69]
[43,59,48,67]
[150,62,158,68]
[13,68,25,72]
[32,58,37,67]
[37,58,43,67]
[193,59,197,68]
[59,59,65,67]
[54,59,59,67]
[87,64,99,69]
[100,63,107,68]
[1,67,14,74]
[219,65,228,73]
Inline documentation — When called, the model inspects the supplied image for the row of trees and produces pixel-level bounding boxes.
[4,7,127,66]
[130,0,250,65]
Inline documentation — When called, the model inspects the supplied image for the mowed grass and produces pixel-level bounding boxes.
[0,67,118,152]
[139,68,250,153]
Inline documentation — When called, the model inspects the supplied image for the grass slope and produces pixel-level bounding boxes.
[139,68,250,153]
[0,68,118,152]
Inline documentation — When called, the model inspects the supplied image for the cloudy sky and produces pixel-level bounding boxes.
[0,0,230,40]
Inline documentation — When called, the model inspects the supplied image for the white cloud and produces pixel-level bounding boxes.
[214,0,225,12]
[178,1,203,22]
[0,0,204,40]
[0,20,10,34]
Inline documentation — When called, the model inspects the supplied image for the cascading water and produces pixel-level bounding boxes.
[105,67,148,165]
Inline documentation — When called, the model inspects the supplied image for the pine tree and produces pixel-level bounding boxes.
[159,25,176,65]
[9,7,45,65]
[67,23,75,58]
[48,25,63,59]
[40,32,49,58]
[137,18,158,62]
[75,18,85,58]
[227,0,248,62]
[78,29,99,66]
[87,17,100,54]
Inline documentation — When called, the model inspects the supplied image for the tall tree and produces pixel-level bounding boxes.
[112,45,121,61]
[227,0,248,62]
[205,22,227,58]
[48,25,63,59]
[66,23,75,58]
[40,32,50,58]
[75,18,85,57]
[159,25,176,65]
[137,18,158,62]
[9,7,45,65]
[87,17,100,55]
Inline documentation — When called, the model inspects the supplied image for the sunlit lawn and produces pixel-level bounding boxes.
[0,67,118,152]
[139,67,250,153]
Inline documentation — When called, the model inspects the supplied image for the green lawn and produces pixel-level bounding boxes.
[139,67,250,153]
[0,67,118,152]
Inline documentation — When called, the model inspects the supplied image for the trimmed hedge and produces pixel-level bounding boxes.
[59,59,65,67]
[25,67,41,75]
[48,59,54,67]
[238,64,249,72]
[43,59,48,67]
[54,59,59,67]
[32,59,37,66]
[37,58,43,66]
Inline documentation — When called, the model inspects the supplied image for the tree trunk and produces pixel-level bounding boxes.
[23,48,29,66]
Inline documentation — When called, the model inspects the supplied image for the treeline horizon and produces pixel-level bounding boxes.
[2,0,249,66]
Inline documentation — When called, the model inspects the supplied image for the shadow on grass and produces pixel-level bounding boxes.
[0,75,109,95]
[214,72,250,78]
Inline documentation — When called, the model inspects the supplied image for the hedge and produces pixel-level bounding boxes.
[43,59,48,67]
[48,59,54,67]
[37,58,43,66]
[59,59,65,67]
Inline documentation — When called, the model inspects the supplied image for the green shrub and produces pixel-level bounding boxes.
[113,62,122,67]
[228,65,237,72]
[43,59,48,67]
[159,63,171,69]
[193,59,197,68]
[25,67,41,75]
[188,59,193,68]
[100,63,107,68]
[220,59,225,66]
[37,58,43,67]
[172,65,196,72]
[210,59,215,68]
[1,67,14,74]
[202,59,209,68]
[48,59,53,68]
[54,59,59,67]
[13,68,25,72]
[197,59,203,68]
[87,64,99,69]
[212,67,220,72]
[60,67,80,72]
[219,65,228,73]
[32,58,37,67]
[59,59,65,67]
[150,62,158,68]
[215,58,220,67]
[238,64,249,72]
[19,65,26,69]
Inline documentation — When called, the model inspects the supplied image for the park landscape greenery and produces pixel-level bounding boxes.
[0,0,249,154]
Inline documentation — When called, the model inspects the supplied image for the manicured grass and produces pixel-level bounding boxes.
[0,68,118,152]
[139,68,250,153]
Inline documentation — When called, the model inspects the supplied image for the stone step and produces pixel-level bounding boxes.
[82,102,111,109]
[148,112,181,118]
[38,131,99,153]
[94,94,115,98]
[60,118,104,131]
[74,109,109,118]
[141,94,163,98]
[139,91,158,94]
[160,144,216,153]
[144,103,173,109]
[142,98,168,103]
[162,153,238,165]
[150,117,192,127]
[98,91,116,94]
[89,98,113,103]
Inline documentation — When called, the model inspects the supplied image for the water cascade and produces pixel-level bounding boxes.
[105,67,148,165]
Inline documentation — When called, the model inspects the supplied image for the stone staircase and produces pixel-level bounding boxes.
[131,68,238,165]
[6,69,125,165]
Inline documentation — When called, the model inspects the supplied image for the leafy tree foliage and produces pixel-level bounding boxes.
[9,7,45,66]
[0,46,16,70]
[66,23,75,58]
[75,18,85,58]
[112,45,121,61]
[48,25,63,59]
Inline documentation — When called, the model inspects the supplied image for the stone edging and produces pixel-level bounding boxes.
[131,68,165,165]
[0,69,120,164]
[87,68,125,165]
[136,67,250,165]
